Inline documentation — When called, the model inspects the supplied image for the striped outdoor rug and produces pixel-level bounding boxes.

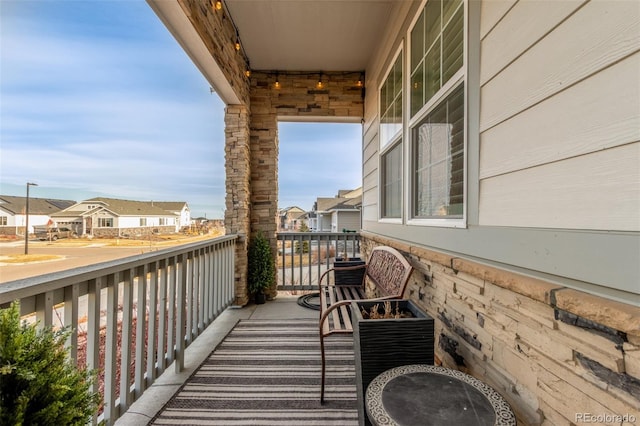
[151,319,358,425]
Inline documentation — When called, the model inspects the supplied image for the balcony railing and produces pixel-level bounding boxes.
[0,235,237,425]
[276,231,361,291]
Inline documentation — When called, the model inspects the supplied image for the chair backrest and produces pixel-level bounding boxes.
[365,246,414,298]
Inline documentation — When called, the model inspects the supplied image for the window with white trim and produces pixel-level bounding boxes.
[98,218,113,227]
[410,0,465,222]
[380,52,403,219]
[413,84,464,217]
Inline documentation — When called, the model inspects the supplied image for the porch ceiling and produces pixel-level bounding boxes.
[147,0,397,104]
[224,0,395,71]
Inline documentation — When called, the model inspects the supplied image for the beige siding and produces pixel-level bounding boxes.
[480,0,586,85]
[479,143,640,231]
[479,0,640,230]
[480,53,640,179]
[336,211,361,232]
[480,0,639,131]
[362,121,379,223]
[479,0,516,39]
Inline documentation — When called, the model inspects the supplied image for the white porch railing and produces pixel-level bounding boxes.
[0,235,237,425]
[276,232,361,291]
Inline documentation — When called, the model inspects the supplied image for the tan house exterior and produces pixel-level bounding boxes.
[278,206,306,232]
[149,1,640,424]
[312,189,362,233]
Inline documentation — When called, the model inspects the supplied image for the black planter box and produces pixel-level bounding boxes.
[352,299,434,426]
[333,258,366,286]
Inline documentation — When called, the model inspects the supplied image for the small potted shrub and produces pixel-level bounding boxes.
[248,230,275,304]
[0,302,100,425]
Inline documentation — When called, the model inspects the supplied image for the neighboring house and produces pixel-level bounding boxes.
[152,1,639,422]
[277,206,306,231]
[153,201,191,231]
[305,211,318,232]
[312,189,362,233]
[0,195,75,236]
[52,197,183,237]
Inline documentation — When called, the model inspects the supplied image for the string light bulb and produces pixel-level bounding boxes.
[356,73,364,88]
[245,69,251,78]
[274,73,281,89]
[235,38,241,51]
[215,0,222,10]
[317,73,324,89]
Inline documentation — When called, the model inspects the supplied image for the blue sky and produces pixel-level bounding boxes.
[0,1,361,218]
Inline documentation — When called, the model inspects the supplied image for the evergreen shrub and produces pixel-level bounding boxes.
[0,302,99,425]
[247,231,275,295]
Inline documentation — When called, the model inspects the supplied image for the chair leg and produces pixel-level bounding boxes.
[320,332,326,404]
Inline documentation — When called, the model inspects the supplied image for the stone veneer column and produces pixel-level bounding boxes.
[249,110,279,300]
[224,105,251,306]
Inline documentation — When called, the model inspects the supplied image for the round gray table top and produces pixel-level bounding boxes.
[366,364,516,426]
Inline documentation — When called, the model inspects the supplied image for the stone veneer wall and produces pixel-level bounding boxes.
[0,227,20,236]
[361,232,640,425]
[224,105,251,306]
[248,71,364,300]
[91,226,175,238]
[179,0,250,106]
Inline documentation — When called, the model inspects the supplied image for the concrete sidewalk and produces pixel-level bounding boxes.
[115,294,319,425]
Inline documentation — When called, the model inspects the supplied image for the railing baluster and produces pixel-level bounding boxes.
[175,253,187,373]
[185,253,193,346]
[157,259,168,374]
[203,247,210,324]
[86,277,101,377]
[147,261,158,384]
[64,283,80,362]
[135,264,147,398]
[120,269,134,411]
[167,256,176,365]
[104,273,119,424]
[35,290,53,328]
[197,249,204,333]
[212,248,218,316]
[86,277,101,426]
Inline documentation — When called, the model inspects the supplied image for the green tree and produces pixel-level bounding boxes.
[295,222,311,253]
[0,302,99,425]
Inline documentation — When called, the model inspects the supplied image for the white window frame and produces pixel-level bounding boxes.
[406,0,468,228]
[98,217,113,228]
[379,46,405,223]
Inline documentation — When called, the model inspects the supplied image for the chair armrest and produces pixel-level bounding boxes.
[319,299,355,335]
[318,268,336,290]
